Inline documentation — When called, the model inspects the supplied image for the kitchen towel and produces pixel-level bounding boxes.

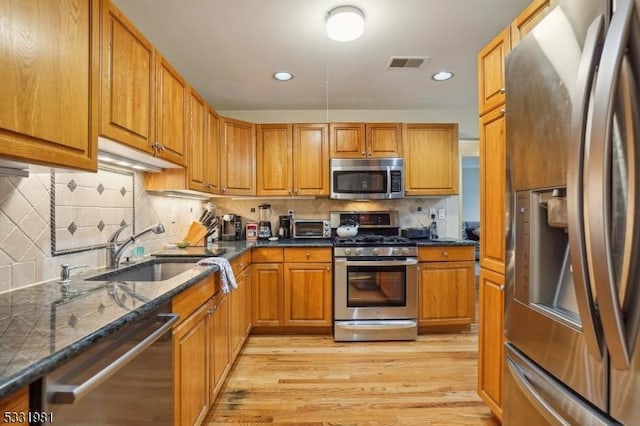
[196,257,238,294]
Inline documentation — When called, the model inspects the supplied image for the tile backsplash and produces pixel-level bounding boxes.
[209,196,459,238]
[0,169,460,293]
[0,171,204,293]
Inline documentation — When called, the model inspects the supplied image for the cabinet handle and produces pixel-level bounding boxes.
[361,151,366,156]
[305,252,311,259]
[294,188,298,194]
[222,187,226,193]
[500,109,506,115]
[367,152,372,157]
[442,251,448,257]
[500,87,506,94]
[326,267,331,271]
[288,189,292,195]
[499,285,505,291]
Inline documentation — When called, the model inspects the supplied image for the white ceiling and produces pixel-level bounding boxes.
[111,0,529,116]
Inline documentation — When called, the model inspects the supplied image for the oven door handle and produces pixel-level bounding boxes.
[334,258,418,267]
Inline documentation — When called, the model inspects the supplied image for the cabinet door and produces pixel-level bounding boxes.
[0,0,98,171]
[220,117,256,195]
[156,55,187,166]
[256,124,292,196]
[403,123,459,195]
[478,268,505,420]
[0,387,28,426]
[366,123,402,157]
[510,0,557,48]
[251,263,283,327]
[229,269,249,361]
[173,303,209,426]
[418,261,475,326]
[188,89,207,192]
[477,27,510,116]
[479,108,506,274]
[329,123,365,158]
[205,107,221,193]
[101,1,154,154]
[293,123,329,196]
[210,293,230,403]
[283,263,332,327]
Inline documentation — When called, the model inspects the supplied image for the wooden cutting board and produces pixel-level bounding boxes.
[183,221,208,246]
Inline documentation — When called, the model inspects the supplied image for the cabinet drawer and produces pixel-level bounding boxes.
[231,250,252,274]
[172,275,215,323]
[419,246,474,262]
[284,247,332,263]
[252,247,284,263]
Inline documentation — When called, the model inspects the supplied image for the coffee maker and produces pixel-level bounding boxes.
[278,215,292,239]
[222,214,242,241]
[258,203,272,240]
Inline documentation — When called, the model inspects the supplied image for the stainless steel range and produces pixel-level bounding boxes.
[331,211,418,341]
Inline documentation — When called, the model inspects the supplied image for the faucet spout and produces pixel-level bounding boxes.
[106,223,165,268]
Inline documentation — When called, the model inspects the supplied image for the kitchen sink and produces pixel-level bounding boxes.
[87,259,200,282]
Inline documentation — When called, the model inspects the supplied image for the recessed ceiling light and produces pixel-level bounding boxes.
[432,71,454,81]
[326,6,365,42]
[273,71,294,81]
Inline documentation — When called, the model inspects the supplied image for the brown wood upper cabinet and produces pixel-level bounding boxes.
[402,123,459,196]
[0,0,99,171]
[186,90,220,194]
[477,27,510,117]
[257,123,329,196]
[221,117,256,196]
[510,0,558,49]
[100,0,187,166]
[329,123,402,158]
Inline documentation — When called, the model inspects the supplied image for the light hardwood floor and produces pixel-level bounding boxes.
[204,327,498,425]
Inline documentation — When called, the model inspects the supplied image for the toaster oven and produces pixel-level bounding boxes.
[292,219,331,238]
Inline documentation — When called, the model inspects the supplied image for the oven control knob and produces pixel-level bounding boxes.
[372,248,380,255]
[355,248,362,256]
[402,248,410,255]
[344,248,352,256]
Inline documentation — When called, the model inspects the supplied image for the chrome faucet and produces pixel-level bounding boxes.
[106,223,165,268]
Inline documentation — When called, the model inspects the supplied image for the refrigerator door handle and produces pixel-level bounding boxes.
[586,0,635,370]
[506,357,571,426]
[567,15,606,361]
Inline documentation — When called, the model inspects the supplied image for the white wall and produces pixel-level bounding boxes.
[461,157,480,222]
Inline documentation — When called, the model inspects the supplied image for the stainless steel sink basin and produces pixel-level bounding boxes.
[87,260,199,282]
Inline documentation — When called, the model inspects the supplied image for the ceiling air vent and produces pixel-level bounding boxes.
[386,56,429,69]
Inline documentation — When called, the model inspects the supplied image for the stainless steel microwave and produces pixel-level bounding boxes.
[292,219,331,239]
[330,158,404,200]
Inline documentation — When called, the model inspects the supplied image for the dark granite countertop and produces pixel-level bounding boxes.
[0,256,225,399]
[413,238,477,247]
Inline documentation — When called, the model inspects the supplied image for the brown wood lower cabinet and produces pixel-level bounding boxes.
[251,247,332,332]
[229,262,251,361]
[209,291,230,404]
[418,246,475,330]
[173,302,210,426]
[172,272,238,426]
[477,267,505,420]
[0,386,28,426]
[283,262,332,327]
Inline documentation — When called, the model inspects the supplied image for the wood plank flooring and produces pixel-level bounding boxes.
[204,327,498,425]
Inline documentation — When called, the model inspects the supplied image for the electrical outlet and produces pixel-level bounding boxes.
[429,208,436,217]
[250,207,255,213]
[438,208,446,219]
[417,206,422,212]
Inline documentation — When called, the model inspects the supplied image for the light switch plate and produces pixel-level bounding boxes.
[438,208,446,219]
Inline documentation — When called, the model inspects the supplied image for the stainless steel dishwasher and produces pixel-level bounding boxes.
[38,303,178,425]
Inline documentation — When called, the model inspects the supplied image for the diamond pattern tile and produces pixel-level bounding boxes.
[97,220,105,232]
[97,183,105,194]
[67,221,77,235]
[67,180,77,192]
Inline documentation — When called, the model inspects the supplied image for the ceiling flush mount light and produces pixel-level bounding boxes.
[432,70,454,81]
[273,71,294,81]
[326,6,365,42]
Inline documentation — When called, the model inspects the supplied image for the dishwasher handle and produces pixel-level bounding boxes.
[49,312,179,404]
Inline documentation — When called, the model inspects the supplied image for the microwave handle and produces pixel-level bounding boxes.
[386,165,392,198]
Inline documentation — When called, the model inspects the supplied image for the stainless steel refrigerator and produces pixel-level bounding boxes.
[504,0,640,424]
